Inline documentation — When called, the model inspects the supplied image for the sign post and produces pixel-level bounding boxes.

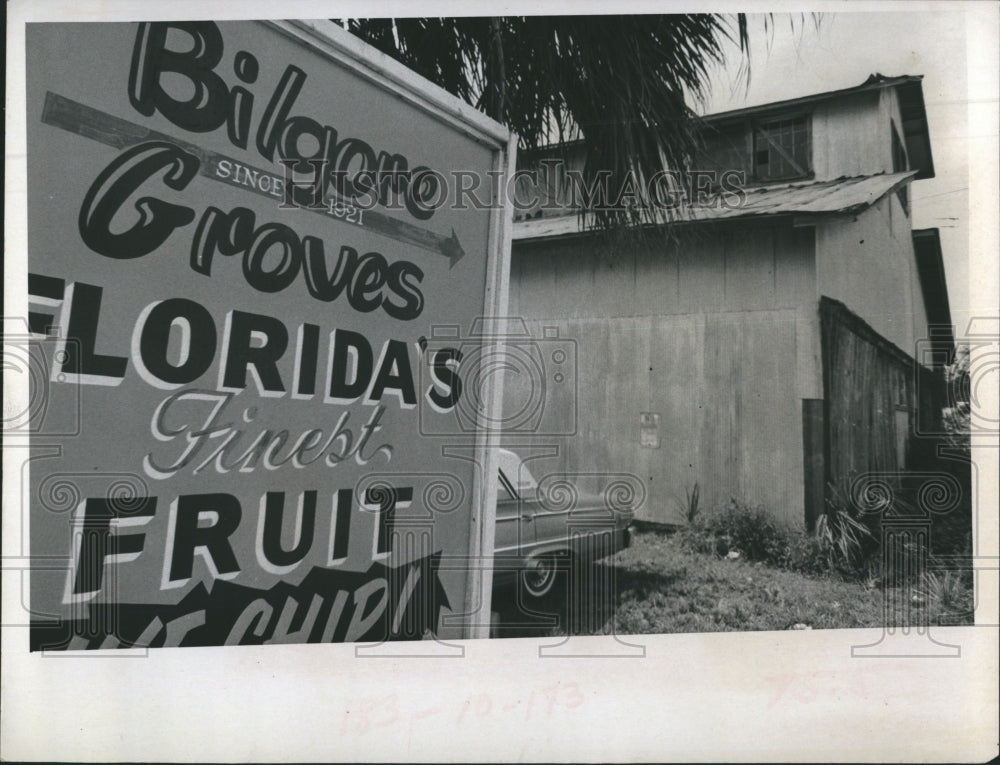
[23,19,513,649]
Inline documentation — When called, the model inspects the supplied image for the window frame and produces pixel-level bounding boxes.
[749,111,814,184]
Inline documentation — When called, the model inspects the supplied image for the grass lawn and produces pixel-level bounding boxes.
[491,528,974,637]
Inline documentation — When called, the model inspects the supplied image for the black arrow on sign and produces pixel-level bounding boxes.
[40,92,466,267]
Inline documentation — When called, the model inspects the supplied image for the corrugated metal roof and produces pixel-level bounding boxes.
[513,171,917,241]
[687,170,918,219]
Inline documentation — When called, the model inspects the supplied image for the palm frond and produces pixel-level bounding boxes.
[346,14,753,230]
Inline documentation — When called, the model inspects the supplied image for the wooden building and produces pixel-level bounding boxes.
[501,74,954,528]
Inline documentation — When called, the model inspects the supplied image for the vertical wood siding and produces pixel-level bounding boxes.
[820,297,941,493]
[500,311,806,526]
[504,223,816,527]
[812,91,886,180]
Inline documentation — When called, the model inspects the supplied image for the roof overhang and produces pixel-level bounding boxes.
[702,74,922,123]
[513,171,917,242]
[911,228,955,367]
[897,79,935,180]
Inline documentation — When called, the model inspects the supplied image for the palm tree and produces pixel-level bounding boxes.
[345,15,751,229]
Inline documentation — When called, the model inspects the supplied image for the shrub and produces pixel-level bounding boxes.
[784,532,834,577]
[919,571,974,624]
[678,499,792,567]
[707,499,790,564]
[676,496,874,579]
[675,518,718,556]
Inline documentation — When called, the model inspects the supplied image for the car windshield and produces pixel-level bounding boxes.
[495,449,538,497]
[497,468,517,501]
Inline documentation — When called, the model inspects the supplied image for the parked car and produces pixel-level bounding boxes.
[492,448,635,598]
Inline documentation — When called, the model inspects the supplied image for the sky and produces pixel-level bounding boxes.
[696,9,977,331]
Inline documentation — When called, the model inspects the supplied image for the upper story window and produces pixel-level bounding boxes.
[752,115,811,181]
[698,113,812,187]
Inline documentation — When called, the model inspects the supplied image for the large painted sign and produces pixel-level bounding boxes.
[25,20,512,649]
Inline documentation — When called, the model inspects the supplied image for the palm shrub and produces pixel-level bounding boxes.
[918,571,974,624]
[818,481,878,576]
[675,485,715,556]
[814,508,874,575]
[683,482,701,524]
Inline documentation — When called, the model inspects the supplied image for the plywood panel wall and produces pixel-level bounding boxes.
[500,310,806,528]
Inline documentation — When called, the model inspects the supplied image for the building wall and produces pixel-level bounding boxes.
[510,225,816,318]
[811,84,931,355]
[505,222,818,527]
[814,192,924,357]
[812,91,888,180]
[879,86,905,171]
[879,87,935,350]
[909,243,931,353]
